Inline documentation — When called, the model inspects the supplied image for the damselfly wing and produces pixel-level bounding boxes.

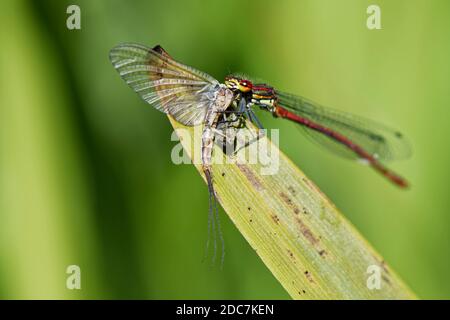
[275,91,411,162]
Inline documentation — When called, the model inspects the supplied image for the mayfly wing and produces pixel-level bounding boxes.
[109,43,221,126]
[276,91,412,162]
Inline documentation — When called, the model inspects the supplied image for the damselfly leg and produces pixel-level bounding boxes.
[215,109,265,156]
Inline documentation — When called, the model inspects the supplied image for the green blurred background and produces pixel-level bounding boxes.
[0,0,449,299]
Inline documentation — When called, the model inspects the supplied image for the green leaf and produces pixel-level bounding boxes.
[169,116,416,299]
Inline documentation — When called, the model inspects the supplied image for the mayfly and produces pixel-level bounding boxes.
[109,43,235,263]
[109,43,410,261]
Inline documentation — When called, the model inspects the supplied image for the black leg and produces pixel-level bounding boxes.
[249,108,265,130]
[238,96,247,113]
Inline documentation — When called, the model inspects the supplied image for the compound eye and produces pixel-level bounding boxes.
[239,81,252,93]
[241,80,252,88]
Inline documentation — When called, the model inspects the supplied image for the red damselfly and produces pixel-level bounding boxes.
[224,76,410,188]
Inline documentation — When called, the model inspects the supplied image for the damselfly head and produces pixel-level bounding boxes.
[224,75,253,93]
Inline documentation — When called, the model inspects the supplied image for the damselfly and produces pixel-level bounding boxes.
[109,43,410,263]
[224,76,411,187]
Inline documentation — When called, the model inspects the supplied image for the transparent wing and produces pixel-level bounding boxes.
[109,43,220,126]
[277,91,411,162]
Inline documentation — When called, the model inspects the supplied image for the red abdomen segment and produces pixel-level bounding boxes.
[274,106,408,188]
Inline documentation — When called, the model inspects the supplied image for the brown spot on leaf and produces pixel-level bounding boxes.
[287,185,296,195]
[271,214,280,224]
[279,192,301,215]
[296,217,319,246]
[304,270,315,283]
[237,164,263,191]
[380,260,390,274]
[287,249,294,259]
[382,274,391,285]
[295,218,328,257]
[280,192,292,204]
